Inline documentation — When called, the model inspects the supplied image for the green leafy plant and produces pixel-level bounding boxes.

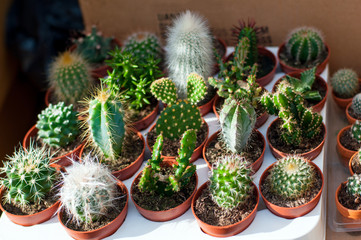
[352,93,361,116]
[351,120,361,144]
[331,69,359,99]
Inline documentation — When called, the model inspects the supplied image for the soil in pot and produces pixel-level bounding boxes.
[351,153,361,174]
[337,183,361,211]
[279,46,329,69]
[340,128,361,151]
[124,98,158,123]
[348,105,361,120]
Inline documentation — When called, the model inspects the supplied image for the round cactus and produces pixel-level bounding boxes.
[346,174,361,197]
[352,93,361,116]
[36,102,79,148]
[351,120,361,144]
[331,69,359,98]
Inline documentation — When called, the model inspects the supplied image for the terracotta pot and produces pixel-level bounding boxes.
[202,130,265,174]
[266,118,326,160]
[58,180,128,240]
[349,151,358,175]
[335,181,361,220]
[130,160,198,222]
[259,160,324,219]
[23,125,84,167]
[277,42,330,74]
[191,182,259,237]
[131,101,159,131]
[212,95,269,129]
[346,102,360,125]
[79,128,145,181]
[331,79,361,109]
[146,121,209,163]
[272,71,328,112]
[337,125,357,167]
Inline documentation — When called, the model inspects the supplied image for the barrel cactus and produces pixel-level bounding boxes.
[351,120,361,144]
[352,93,361,116]
[331,69,359,98]
[346,174,361,198]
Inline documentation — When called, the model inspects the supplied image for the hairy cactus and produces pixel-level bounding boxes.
[36,102,79,148]
[331,69,359,98]
[209,155,253,210]
[286,27,325,65]
[166,10,214,99]
[73,26,113,64]
[268,156,316,199]
[352,93,361,116]
[351,120,361,144]
[60,155,119,226]
[48,51,92,105]
[0,143,56,206]
[346,174,361,198]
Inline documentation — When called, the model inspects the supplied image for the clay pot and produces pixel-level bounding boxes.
[335,181,361,220]
[146,121,209,163]
[267,118,326,160]
[337,125,357,167]
[331,79,361,109]
[131,101,159,131]
[202,130,265,174]
[272,71,328,112]
[79,128,145,181]
[23,125,84,167]
[277,42,330,74]
[58,180,128,240]
[346,102,361,125]
[349,151,358,175]
[259,160,324,219]
[191,182,259,237]
[130,160,198,222]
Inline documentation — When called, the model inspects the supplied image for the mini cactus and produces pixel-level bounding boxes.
[346,174,361,198]
[209,155,253,210]
[268,156,316,199]
[352,94,361,116]
[285,27,325,65]
[48,51,92,105]
[0,143,56,206]
[166,10,214,99]
[331,69,359,98]
[351,120,361,144]
[36,102,80,148]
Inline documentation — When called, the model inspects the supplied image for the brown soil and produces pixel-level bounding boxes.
[351,153,361,174]
[267,119,325,154]
[340,128,361,151]
[338,183,361,210]
[193,185,257,226]
[147,122,208,157]
[348,106,361,120]
[125,98,158,123]
[215,96,266,118]
[279,46,328,69]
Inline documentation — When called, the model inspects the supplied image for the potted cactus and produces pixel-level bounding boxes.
[147,73,209,162]
[336,174,361,220]
[191,155,259,237]
[259,156,324,219]
[337,121,361,166]
[346,93,361,124]
[277,26,330,74]
[331,68,360,108]
[0,143,61,226]
[58,156,128,239]
[349,149,361,175]
[131,130,198,221]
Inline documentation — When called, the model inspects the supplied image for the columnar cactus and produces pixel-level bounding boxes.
[60,156,118,226]
[331,69,359,98]
[268,156,316,199]
[36,102,79,148]
[209,155,253,210]
[351,120,361,144]
[48,51,92,105]
[166,10,214,99]
[352,93,361,116]
[346,174,361,198]
[285,27,325,65]
[0,143,56,206]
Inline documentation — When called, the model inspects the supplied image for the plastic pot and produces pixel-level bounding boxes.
[337,125,357,167]
[346,102,360,125]
[131,101,159,131]
[335,181,361,220]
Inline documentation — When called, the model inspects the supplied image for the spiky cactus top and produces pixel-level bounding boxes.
[138,130,197,195]
[346,174,361,198]
[352,93,361,116]
[351,121,361,144]
[36,102,79,148]
[209,155,253,210]
[267,156,316,199]
[331,69,359,98]
[48,51,92,105]
[59,155,119,226]
[151,73,207,139]
[165,10,214,99]
[0,143,56,206]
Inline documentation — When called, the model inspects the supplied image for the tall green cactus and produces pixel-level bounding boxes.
[351,121,361,144]
[352,93,361,116]
[331,69,359,98]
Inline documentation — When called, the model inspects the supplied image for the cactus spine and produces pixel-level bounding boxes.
[346,174,361,198]
[233,20,259,66]
[351,120,361,144]
[331,69,359,98]
[352,93,361,116]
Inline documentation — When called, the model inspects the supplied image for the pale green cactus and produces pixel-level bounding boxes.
[351,120,361,144]
[331,69,359,98]
[352,93,361,116]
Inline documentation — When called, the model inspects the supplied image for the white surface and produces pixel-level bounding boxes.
[0,47,328,240]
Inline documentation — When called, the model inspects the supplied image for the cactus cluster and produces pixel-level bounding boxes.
[48,51,92,105]
[331,69,359,98]
[352,93,361,116]
[351,120,361,144]
[165,10,214,99]
[346,174,361,198]
[209,155,253,210]
[36,102,79,148]
[0,143,56,206]
[138,130,197,195]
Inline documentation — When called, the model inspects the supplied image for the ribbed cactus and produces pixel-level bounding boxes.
[36,102,79,148]
[351,120,361,144]
[166,10,214,99]
[48,51,92,105]
[286,27,325,65]
[0,143,56,206]
[331,69,359,98]
[346,174,361,198]
[60,155,118,226]
[352,93,361,116]
[209,155,253,210]
[268,156,316,199]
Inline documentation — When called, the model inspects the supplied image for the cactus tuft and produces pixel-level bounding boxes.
[331,69,359,98]
[352,93,361,116]
[346,174,361,198]
[351,120,361,144]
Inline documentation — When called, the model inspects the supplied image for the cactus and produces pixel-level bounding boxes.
[0,143,56,206]
[59,155,119,226]
[268,156,316,199]
[138,130,197,195]
[209,155,253,210]
[346,174,361,198]
[36,102,80,148]
[48,51,92,105]
[331,69,359,98]
[73,26,113,64]
[165,10,214,99]
[351,120,361,144]
[285,27,325,65]
[352,93,361,116]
